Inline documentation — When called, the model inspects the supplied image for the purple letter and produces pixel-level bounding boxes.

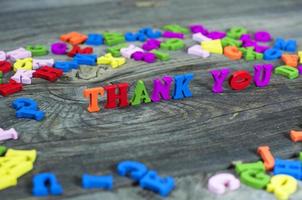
[151,76,173,102]
[254,64,273,87]
[210,68,230,93]
[51,42,67,55]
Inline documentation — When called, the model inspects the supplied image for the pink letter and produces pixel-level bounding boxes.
[0,128,18,141]
[11,70,35,84]
[120,45,143,59]
[32,58,54,69]
[192,33,211,42]
[208,173,240,194]
[7,48,31,61]
[0,51,6,61]
[187,45,210,58]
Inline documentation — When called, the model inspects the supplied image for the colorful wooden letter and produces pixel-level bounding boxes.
[83,87,105,112]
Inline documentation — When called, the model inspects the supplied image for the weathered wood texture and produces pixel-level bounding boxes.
[1,0,302,199]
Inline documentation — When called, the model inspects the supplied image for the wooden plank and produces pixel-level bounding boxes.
[1,0,302,199]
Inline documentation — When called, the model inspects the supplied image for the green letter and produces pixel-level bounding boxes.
[131,80,151,106]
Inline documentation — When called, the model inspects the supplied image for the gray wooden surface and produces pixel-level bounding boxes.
[1,0,302,199]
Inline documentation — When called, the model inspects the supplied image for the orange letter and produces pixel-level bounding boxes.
[60,32,87,45]
[290,130,302,142]
[224,46,242,60]
[83,87,104,112]
[281,54,298,67]
[257,146,275,171]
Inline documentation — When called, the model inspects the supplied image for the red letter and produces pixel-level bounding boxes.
[0,61,12,73]
[67,45,93,57]
[229,70,252,90]
[33,66,63,82]
[104,83,129,109]
[0,80,23,96]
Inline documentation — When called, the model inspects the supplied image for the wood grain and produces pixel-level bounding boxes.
[1,0,302,199]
